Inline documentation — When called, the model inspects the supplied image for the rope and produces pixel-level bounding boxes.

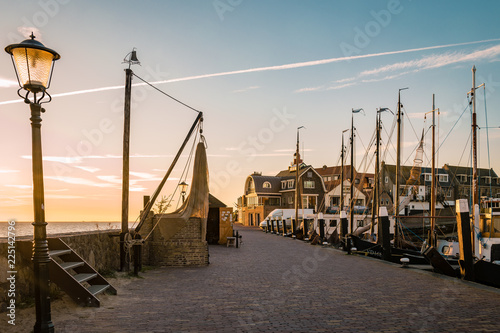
[132,73,201,114]
[483,86,493,198]
[142,122,202,242]
[400,221,425,242]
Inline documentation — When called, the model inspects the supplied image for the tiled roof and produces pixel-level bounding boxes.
[250,175,282,194]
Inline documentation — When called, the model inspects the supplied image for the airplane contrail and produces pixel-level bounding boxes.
[1,38,499,106]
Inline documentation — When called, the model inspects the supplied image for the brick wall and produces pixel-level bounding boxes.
[148,217,209,267]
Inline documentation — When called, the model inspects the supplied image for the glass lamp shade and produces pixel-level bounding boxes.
[5,35,60,93]
[179,181,188,194]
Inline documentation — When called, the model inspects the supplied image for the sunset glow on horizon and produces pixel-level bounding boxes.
[2,1,500,222]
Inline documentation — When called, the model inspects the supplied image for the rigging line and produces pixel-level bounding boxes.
[132,73,201,114]
[175,129,200,210]
[483,86,493,198]
[143,122,202,241]
[435,103,469,155]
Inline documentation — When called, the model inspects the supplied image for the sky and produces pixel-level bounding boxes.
[1,0,500,222]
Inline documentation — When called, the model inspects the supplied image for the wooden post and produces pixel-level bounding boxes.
[340,210,348,245]
[120,68,132,272]
[456,199,475,281]
[379,207,391,261]
[319,218,325,242]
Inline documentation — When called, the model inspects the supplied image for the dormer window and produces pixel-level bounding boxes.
[263,181,272,189]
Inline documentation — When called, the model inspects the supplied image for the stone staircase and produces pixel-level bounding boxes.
[47,238,117,307]
[19,238,117,307]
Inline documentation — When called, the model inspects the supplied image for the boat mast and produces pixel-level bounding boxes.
[340,130,348,213]
[295,126,304,235]
[394,87,408,248]
[430,94,437,247]
[471,66,479,217]
[350,113,355,234]
[375,111,380,243]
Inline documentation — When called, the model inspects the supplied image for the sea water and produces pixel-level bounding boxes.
[0,221,137,238]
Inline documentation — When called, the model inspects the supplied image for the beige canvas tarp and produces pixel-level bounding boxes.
[157,142,209,241]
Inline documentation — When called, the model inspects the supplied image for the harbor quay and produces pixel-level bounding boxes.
[9,224,500,333]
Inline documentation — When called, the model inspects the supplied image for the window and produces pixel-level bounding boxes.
[263,181,272,189]
[438,174,448,183]
[281,181,286,189]
[484,177,492,184]
[424,174,432,182]
[288,196,293,204]
[333,175,339,180]
[287,179,294,189]
[458,174,467,183]
[304,181,315,189]
[268,197,281,206]
[307,171,312,177]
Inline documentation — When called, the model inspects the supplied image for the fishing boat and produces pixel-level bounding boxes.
[433,66,500,287]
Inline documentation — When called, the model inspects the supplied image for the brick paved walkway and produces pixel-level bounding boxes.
[15,225,500,332]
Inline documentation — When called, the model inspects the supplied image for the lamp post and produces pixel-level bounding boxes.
[179,181,188,203]
[5,33,60,333]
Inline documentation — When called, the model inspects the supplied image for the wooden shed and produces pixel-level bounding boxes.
[207,194,233,245]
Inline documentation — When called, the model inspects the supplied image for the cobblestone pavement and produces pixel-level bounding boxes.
[22,225,500,332]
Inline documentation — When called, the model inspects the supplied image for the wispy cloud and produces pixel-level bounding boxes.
[5,184,32,189]
[359,44,500,77]
[0,169,20,174]
[299,43,500,92]
[233,86,260,93]
[0,78,18,88]
[74,166,100,173]
[2,38,499,105]
[326,82,357,91]
[46,176,117,188]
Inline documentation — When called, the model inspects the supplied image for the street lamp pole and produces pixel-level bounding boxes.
[5,33,60,333]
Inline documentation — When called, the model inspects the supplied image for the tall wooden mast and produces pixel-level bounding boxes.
[394,87,407,247]
[430,94,437,247]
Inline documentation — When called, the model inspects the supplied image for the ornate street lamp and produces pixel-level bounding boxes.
[179,181,188,203]
[5,33,60,333]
